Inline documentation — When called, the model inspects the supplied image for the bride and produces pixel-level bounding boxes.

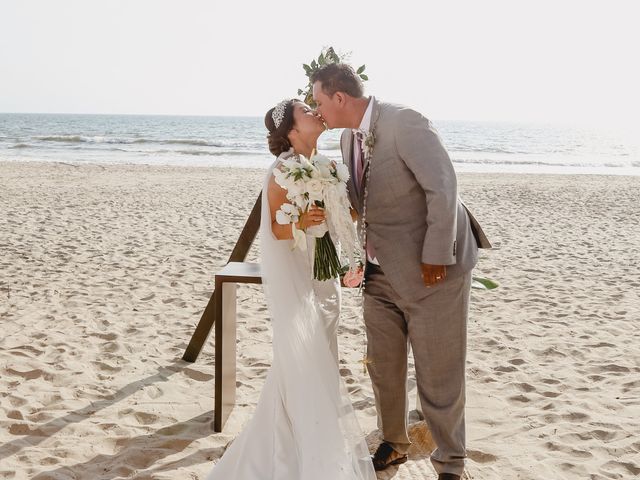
[205,99,375,480]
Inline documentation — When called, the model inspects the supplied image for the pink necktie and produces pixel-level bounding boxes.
[354,132,364,192]
[354,132,377,261]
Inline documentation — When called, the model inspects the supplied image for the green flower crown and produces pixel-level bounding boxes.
[298,47,368,108]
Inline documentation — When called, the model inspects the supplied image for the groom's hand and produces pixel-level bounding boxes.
[421,264,447,287]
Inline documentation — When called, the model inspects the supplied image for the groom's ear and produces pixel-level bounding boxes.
[334,91,347,107]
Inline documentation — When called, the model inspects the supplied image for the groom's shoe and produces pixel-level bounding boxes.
[438,474,461,480]
[371,441,408,471]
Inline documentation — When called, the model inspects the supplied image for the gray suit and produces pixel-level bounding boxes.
[340,99,489,476]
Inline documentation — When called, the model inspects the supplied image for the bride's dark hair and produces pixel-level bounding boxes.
[265,99,300,156]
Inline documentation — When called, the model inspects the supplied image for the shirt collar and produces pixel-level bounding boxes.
[352,96,374,136]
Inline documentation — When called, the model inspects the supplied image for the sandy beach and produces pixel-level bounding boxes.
[1,160,638,480]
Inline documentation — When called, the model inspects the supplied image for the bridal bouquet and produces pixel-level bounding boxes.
[273,151,362,281]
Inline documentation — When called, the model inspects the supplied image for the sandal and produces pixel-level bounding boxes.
[371,441,408,471]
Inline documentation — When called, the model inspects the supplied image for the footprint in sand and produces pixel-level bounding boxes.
[467,449,498,463]
[5,368,46,380]
[601,461,640,477]
[134,411,159,425]
[102,341,119,353]
[7,410,24,420]
[8,350,31,358]
[541,378,561,385]
[514,382,536,393]
[622,379,640,392]
[544,441,593,458]
[91,332,118,342]
[183,368,214,382]
[91,361,122,373]
[542,390,561,398]
[7,395,28,408]
[599,364,630,373]
[8,423,45,436]
[144,385,163,399]
[494,365,518,373]
[561,411,590,422]
[10,345,44,357]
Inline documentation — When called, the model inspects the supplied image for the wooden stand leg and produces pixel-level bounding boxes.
[182,193,261,363]
[182,290,217,363]
[214,281,237,432]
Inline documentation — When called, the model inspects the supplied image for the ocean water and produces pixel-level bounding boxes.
[1,113,639,175]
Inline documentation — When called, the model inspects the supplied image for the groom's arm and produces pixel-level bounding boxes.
[395,108,458,267]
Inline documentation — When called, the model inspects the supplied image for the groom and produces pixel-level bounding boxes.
[312,63,490,480]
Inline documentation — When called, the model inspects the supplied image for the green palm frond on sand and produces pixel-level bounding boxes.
[472,276,499,290]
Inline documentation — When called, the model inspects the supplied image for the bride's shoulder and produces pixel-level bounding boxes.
[277,147,297,161]
[273,148,298,170]
[267,149,295,185]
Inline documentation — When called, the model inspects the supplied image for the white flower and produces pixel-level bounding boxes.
[281,203,299,216]
[292,194,309,211]
[306,178,324,197]
[285,180,305,196]
[275,203,300,225]
[281,159,299,170]
[317,163,332,179]
[273,168,286,185]
[312,153,332,166]
[276,209,291,225]
[336,163,350,183]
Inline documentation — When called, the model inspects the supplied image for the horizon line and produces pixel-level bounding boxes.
[0,111,590,126]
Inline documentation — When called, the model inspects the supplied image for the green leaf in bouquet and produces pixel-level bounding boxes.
[303,64,312,74]
[359,74,369,81]
[297,89,304,96]
[472,276,499,290]
[318,53,325,65]
[356,64,366,74]
[311,59,318,69]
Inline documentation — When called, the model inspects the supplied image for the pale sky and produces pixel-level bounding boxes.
[1,0,639,125]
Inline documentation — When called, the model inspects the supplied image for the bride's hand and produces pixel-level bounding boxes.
[297,205,325,230]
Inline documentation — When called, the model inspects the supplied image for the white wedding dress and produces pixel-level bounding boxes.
[205,154,375,480]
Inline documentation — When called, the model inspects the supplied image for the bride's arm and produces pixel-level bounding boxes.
[267,173,325,240]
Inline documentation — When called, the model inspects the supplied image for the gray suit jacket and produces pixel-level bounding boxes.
[340,99,491,301]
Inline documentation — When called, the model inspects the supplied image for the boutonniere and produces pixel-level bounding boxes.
[362,130,376,161]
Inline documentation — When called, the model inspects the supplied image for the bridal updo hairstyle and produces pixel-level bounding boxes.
[265,99,300,157]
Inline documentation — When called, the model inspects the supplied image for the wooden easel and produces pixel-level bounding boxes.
[182,192,263,431]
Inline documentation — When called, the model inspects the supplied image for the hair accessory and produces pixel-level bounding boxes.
[272,99,289,129]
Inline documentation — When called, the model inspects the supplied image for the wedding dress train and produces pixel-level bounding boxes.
[205,155,375,480]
